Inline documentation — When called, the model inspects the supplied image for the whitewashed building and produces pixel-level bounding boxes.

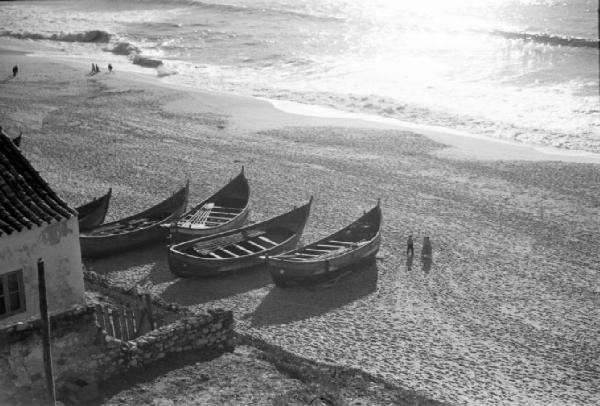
[0,130,84,326]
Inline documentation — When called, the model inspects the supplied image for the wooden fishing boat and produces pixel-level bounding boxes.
[266,201,382,287]
[168,197,313,277]
[12,133,22,147]
[80,182,189,258]
[169,168,250,242]
[76,188,112,231]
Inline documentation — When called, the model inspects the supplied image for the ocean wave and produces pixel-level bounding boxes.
[126,0,341,22]
[132,55,163,68]
[0,30,111,43]
[491,30,598,49]
[105,41,141,56]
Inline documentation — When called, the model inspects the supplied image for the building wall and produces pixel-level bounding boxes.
[0,217,84,326]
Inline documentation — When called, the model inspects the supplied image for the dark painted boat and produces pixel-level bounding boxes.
[169,168,250,243]
[168,197,313,277]
[80,182,189,258]
[76,188,112,231]
[266,201,382,287]
[12,133,22,147]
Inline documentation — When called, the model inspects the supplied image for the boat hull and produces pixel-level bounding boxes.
[168,231,301,277]
[80,225,170,258]
[77,189,111,231]
[80,184,188,258]
[168,198,312,278]
[268,233,381,287]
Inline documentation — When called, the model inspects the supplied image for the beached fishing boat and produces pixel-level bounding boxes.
[80,182,189,258]
[266,201,382,287]
[169,168,250,242]
[168,197,313,277]
[76,188,112,231]
[12,133,22,147]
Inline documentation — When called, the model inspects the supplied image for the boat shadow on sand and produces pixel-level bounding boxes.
[248,260,378,328]
[162,266,274,306]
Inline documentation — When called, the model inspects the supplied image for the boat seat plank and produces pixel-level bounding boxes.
[258,236,278,246]
[207,213,238,219]
[218,248,240,258]
[212,206,243,212]
[234,244,254,254]
[316,244,346,249]
[209,252,224,259]
[294,252,321,257]
[328,240,356,246]
[247,240,267,250]
[304,248,332,253]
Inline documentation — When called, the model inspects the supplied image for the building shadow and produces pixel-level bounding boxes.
[161,266,273,306]
[249,260,378,328]
[83,241,176,285]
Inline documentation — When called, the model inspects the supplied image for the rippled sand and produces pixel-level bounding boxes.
[2,50,598,405]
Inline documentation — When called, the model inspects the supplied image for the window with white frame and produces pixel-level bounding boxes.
[0,270,26,319]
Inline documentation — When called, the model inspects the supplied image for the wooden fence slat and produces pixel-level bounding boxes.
[112,308,122,340]
[126,309,136,339]
[95,304,104,330]
[119,307,129,341]
[105,309,115,337]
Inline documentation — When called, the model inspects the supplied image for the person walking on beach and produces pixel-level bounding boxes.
[12,65,18,77]
[406,235,414,257]
[108,63,113,73]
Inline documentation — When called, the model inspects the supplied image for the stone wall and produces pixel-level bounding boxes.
[0,304,234,404]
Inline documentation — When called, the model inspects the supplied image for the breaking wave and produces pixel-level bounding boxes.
[491,30,598,49]
[0,29,111,43]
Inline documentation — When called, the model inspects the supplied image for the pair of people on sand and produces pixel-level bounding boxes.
[90,63,113,74]
[406,235,432,259]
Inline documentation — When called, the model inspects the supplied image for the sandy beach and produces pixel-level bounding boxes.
[1,44,599,405]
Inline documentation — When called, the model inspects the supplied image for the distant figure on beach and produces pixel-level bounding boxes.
[108,63,113,73]
[95,64,100,73]
[421,236,432,259]
[406,235,414,257]
[12,65,18,77]
[91,63,95,74]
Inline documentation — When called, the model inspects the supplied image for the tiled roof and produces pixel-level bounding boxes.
[0,130,75,236]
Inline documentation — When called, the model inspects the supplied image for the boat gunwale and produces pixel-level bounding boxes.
[81,183,189,240]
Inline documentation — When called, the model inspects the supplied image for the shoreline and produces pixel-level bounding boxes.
[3,39,599,165]
[1,44,599,405]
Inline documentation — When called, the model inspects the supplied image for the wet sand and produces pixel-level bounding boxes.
[1,47,599,405]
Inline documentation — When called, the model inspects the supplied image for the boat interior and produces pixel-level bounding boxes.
[85,212,170,236]
[177,197,246,229]
[183,226,294,259]
[277,219,377,262]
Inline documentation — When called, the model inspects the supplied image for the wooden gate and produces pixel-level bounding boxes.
[95,304,139,341]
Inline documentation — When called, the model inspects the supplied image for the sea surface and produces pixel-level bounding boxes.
[1,0,599,152]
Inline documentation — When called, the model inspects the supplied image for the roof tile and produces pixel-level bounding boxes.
[0,130,75,236]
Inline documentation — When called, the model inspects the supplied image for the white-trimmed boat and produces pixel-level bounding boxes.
[266,201,382,287]
[169,168,249,242]
[168,198,313,277]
